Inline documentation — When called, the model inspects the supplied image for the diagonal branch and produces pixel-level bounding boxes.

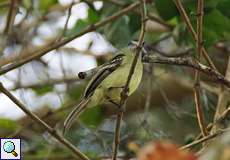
[180,129,228,150]
[0,2,141,75]
[174,0,217,71]
[112,0,147,159]
[102,0,174,30]
[0,82,89,160]
[56,1,74,42]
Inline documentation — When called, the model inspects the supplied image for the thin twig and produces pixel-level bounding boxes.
[195,107,230,141]
[211,57,230,133]
[112,1,147,159]
[143,64,153,121]
[4,0,18,35]
[0,82,89,160]
[174,0,217,71]
[193,0,208,137]
[103,0,174,30]
[56,1,74,42]
[0,2,141,75]
[180,129,228,150]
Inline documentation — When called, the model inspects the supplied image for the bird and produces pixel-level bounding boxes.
[63,41,145,134]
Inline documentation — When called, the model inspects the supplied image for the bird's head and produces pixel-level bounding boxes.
[128,40,149,58]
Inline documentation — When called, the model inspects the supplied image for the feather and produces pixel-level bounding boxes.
[63,98,91,135]
[84,54,125,98]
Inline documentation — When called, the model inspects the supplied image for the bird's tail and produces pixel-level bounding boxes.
[63,98,91,135]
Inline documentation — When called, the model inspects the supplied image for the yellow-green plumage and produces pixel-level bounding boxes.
[63,47,143,133]
[86,47,143,107]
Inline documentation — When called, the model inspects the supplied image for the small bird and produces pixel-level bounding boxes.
[63,41,145,134]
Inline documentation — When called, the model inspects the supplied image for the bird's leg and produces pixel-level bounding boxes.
[107,98,125,113]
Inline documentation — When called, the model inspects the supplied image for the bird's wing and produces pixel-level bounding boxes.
[84,53,125,98]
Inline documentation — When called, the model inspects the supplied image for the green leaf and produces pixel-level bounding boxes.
[22,0,31,9]
[0,118,18,131]
[32,85,54,96]
[67,8,100,37]
[103,16,132,48]
[68,19,89,36]
[88,8,100,24]
[39,0,57,11]
[67,84,86,100]
[217,0,230,18]
[128,13,141,34]
[155,0,179,20]
[203,9,230,46]
[80,106,103,127]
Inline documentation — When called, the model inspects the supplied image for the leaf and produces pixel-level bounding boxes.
[155,0,179,20]
[129,13,141,34]
[32,85,54,96]
[68,19,89,36]
[80,106,103,128]
[22,0,31,9]
[0,118,19,132]
[39,0,58,11]
[103,16,132,48]
[67,8,100,37]
[67,84,86,100]
[203,9,230,46]
[88,8,100,24]
[138,141,198,160]
[217,0,230,18]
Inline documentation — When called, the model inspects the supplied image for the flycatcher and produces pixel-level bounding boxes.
[63,41,145,134]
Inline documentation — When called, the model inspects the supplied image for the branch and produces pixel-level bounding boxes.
[0,2,141,75]
[0,82,89,160]
[143,55,230,88]
[56,1,74,42]
[112,0,147,159]
[174,0,217,71]
[193,0,207,137]
[4,0,18,34]
[103,0,174,30]
[211,57,230,133]
[180,129,228,150]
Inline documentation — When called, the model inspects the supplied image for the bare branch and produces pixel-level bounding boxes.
[112,0,147,159]
[143,55,230,88]
[180,129,228,150]
[56,1,74,42]
[4,0,18,34]
[0,82,89,160]
[103,0,174,30]
[0,2,141,75]
[193,0,208,137]
[174,0,217,71]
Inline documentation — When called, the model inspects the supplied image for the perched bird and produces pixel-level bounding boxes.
[63,41,145,134]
